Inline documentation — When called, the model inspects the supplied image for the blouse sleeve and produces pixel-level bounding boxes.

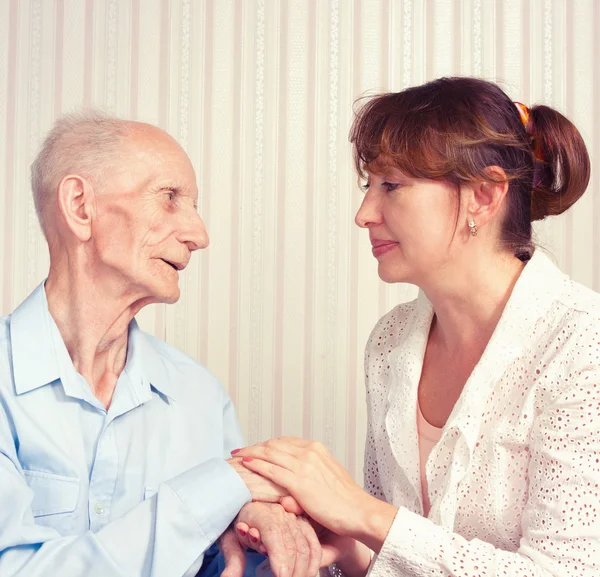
[368,368,600,577]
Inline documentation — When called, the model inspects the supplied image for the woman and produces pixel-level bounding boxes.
[235,77,599,576]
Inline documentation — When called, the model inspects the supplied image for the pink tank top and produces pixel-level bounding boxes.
[417,402,443,516]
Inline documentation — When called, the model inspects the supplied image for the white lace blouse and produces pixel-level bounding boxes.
[363,250,600,576]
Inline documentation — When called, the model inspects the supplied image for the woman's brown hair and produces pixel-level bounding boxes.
[349,77,590,259]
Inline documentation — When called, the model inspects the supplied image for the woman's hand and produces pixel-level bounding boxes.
[232,438,397,552]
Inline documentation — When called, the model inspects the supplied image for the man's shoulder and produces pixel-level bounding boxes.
[0,313,12,363]
[0,314,14,395]
[138,330,225,396]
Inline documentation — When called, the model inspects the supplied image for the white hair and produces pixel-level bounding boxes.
[31,109,132,237]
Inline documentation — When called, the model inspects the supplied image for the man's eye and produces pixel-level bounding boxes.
[166,191,176,201]
[382,182,400,192]
[360,182,370,192]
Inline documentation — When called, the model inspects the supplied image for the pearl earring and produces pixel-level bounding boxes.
[468,219,478,236]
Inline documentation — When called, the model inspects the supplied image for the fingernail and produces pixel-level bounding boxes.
[242,457,254,462]
[250,534,259,543]
[231,448,240,455]
[237,527,247,537]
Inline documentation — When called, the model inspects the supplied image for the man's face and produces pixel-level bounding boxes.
[92,126,208,305]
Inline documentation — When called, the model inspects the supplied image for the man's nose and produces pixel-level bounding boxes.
[182,210,209,251]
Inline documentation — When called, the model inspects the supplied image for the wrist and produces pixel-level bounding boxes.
[336,539,372,577]
[350,494,397,554]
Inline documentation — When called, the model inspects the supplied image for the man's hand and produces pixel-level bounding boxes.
[218,528,247,577]
[236,516,373,577]
[222,502,322,577]
[228,457,290,503]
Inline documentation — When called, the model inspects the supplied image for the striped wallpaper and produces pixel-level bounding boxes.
[0,0,598,481]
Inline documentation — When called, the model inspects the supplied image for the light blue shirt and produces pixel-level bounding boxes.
[0,284,251,576]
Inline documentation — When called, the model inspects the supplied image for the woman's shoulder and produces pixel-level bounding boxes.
[365,299,419,355]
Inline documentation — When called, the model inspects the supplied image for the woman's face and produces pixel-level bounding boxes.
[355,168,464,285]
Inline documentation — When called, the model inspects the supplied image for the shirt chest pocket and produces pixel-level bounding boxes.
[23,469,80,517]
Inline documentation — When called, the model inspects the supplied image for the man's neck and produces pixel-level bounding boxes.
[45,264,148,409]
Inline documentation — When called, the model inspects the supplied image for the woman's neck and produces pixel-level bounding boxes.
[422,251,526,354]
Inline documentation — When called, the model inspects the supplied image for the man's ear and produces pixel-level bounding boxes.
[466,165,509,228]
[56,174,95,242]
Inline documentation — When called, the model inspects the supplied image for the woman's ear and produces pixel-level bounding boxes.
[56,174,96,242]
[466,165,509,228]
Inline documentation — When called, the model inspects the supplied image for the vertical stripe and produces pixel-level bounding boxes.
[302,0,317,440]
[273,1,288,438]
[473,0,482,76]
[425,0,434,80]
[228,0,243,406]
[105,0,118,112]
[543,0,552,103]
[199,0,214,364]
[249,0,266,444]
[452,0,461,73]
[3,0,18,314]
[348,0,362,478]
[495,0,503,79]
[83,0,94,106]
[522,0,530,102]
[158,0,170,128]
[594,0,600,291]
[563,0,573,274]
[403,0,412,86]
[130,0,140,118]
[325,0,340,451]
[27,0,43,294]
[54,0,64,115]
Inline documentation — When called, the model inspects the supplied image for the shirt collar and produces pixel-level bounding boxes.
[126,320,177,402]
[11,283,61,395]
[11,282,176,401]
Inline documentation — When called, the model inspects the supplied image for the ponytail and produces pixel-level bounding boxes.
[527,105,590,221]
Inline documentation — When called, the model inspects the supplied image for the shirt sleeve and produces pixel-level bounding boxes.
[368,369,600,577]
[0,394,251,577]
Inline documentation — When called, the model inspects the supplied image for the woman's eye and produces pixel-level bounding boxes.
[382,182,400,192]
[166,191,176,201]
[360,182,370,192]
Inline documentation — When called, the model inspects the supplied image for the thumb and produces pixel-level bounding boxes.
[218,528,246,577]
[279,495,304,515]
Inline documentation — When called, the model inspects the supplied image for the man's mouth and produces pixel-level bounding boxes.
[161,259,185,271]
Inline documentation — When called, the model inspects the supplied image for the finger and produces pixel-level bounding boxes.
[235,521,250,537]
[280,495,304,515]
[297,516,322,577]
[235,444,300,471]
[288,514,309,577]
[260,521,294,577]
[242,458,296,491]
[235,439,307,461]
[218,528,247,577]
[248,527,261,547]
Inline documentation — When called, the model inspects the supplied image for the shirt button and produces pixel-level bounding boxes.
[94,502,105,515]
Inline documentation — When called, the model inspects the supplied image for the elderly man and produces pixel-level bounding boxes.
[0,113,320,577]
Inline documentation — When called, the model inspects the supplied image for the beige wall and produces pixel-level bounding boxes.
[0,0,598,481]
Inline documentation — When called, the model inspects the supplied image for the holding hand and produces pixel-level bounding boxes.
[232,438,397,553]
[227,456,290,503]
[219,502,322,577]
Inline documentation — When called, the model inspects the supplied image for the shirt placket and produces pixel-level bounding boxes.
[88,419,119,532]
